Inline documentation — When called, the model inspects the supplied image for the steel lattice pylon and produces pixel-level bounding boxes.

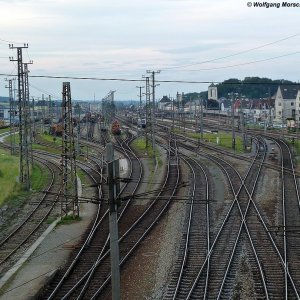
[9,45,31,190]
[61,82,79,217]
[23,63,34,167]
[6,79,16,155]
[145,76,152,148]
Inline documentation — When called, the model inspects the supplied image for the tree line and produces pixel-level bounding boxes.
[183,77,297,103]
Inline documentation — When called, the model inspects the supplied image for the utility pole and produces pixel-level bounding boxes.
[200,98,204,141]
[32,97,36,143]
[240,96,246,151]
[268,88,273,128]
[86,111,89,141]
[106,143,121,300]
[61,82,79,217]
[231,92,236,150]
[172,97,175,131]
[41,94,45,133]
[9,44,31,190]
[136,85,144,126]
[12,78,17,151]
[5,79,16,155]
[102,90,116,129]
[263,103,267,134]
[144,76,151,148]
[76,105,81,156]
[218,99,221,133]
[23,62,33,167]
[48,95,52,133]
[147,70,160,163]
[194,100,197,131]
[176,92,181,130]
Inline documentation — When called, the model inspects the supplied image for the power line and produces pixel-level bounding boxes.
[177,51,300,72]
[161,33,300,70]
[0,73,299,86]
[29,83,61,100]
[0,37,26,45]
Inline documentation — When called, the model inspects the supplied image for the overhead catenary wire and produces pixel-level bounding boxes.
[174,51,300,72]
[0,72,299,86]
[160,33,300,70]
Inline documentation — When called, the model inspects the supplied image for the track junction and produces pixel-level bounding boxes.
[0,114,300,299]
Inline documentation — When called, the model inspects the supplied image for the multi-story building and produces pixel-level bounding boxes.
[0,104,10,123]
[208,83,218,101]
[274,85,300,124]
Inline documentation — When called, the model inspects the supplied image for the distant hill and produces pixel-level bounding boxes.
[0,96,9,102]
[216,77,296,99]
[182,77,297,103]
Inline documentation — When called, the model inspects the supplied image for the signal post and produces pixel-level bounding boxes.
[106,143,121,299]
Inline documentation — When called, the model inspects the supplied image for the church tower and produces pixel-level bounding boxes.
[208,83,218,100]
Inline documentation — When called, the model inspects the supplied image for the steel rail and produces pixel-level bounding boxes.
[47,131,143,299]
[46,154,106,300]
[182,136,299,299]
[0,156,62,267]
[170,152,210,300]
[89,136,180,299]
[216,137,269,299]
[184,138,267,299]
[271,137,300,299]
[74,133,143,300]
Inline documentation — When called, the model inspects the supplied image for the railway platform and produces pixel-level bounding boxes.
[0,180,94,300]
[0,154,131,299]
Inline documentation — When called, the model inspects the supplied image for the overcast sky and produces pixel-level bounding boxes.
[0,0,299,101]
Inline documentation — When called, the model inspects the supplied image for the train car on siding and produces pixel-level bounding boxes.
[137,118,146,128]
[111,120,121,135]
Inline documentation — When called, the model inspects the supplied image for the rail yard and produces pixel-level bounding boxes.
[0,108,300,300]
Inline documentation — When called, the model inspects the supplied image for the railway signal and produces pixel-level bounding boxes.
[106,142,121,299]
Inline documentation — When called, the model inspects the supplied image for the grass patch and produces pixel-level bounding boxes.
[289,139,300,165]
[172,128,182,134]
[295,140,300,156]
[0,127,10,134]
[4,132,61,154]
[0,148,21,206]
[0,148,52,207]
[40,132,62,145]
[185,131,244,152]
[31,163,49,191]
[57,214,81,225]
[31,143,61,155]
[77,169,88,185]
[4,134,20,145]
[131,137,164,168]
[157,155,163,167]
[131,137,153,156]
[131,137,164,192]
[46,216,58,224]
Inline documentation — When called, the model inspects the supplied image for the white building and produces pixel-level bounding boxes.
[158,96,171,110]
[208,83,218,101]
[274,85,300,124]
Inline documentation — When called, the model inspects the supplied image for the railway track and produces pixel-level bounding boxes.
[153,127,300,298]
[39,130,182,299]
[271,138,300,298]
[0,154,62,276]
[164,146,211,299]
[0,139,106,284]
[40,130,144,299]
[3,114,300,298]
